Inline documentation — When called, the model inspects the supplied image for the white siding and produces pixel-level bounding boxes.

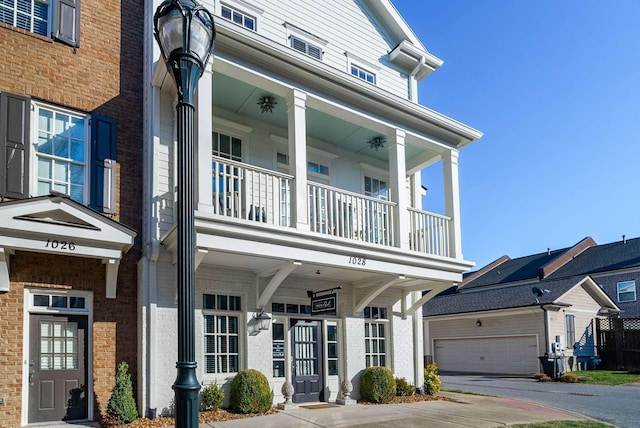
[213,0,409,98]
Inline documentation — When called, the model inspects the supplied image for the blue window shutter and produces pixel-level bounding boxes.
[0,93,30,199]
[90,115,116,214]
[53,0,81,48]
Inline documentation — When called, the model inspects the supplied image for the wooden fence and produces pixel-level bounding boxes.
[596,317,640,370]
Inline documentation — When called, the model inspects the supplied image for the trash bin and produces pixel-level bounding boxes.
[538,356,565,378]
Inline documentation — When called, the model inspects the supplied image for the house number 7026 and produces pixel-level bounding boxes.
[348,256,366,266]
[45,239,76,251]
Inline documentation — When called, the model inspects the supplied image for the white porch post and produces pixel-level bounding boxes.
[442,149,462,259]
[196,68,214,213]
[287,89,309,231]
[389,129,408,250]
[412,291,425,391]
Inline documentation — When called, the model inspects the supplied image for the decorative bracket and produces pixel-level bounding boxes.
[104,258,121,299]
[257,260,301,309]
[354,275,404,314]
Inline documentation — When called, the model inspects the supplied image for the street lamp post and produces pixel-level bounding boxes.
[153,1,215,427]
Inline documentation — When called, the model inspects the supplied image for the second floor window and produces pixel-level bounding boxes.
[221,4,255,31]
[213,132,242,161]
[364,176,388,201]
[617,280,636,302]
[0,0,80,47]
[35,106,87,203]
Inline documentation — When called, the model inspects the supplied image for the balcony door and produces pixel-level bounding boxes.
[291,319,323,403]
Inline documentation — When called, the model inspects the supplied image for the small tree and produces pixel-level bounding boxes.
[229,369,272,414]
[359,366,396,403]
[201,381,224,411]
[107,362,138,424]
[424,363,442,396]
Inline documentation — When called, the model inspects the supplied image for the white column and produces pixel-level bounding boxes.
[389,129,408,249]
[287,89,309,231]
[196,68,213,213]
[412,291,425,391]
[443,149,462,259]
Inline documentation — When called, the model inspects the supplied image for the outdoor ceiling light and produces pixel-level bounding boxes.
[258,95,277,113]
[367,136,386,151]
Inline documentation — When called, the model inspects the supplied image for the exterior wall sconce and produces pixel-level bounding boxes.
[476,319,482,327]
[254,309,272,330]
[367,136,385,151]
[257,95,277,113]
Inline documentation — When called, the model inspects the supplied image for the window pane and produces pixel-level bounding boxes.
[70,297,85,309]
[217,316,227,334]
[204,315,214,333]
[327,325,337,342]
[37,133,53,154]
[205,336,215,353]
[229,336,238,353]
[245,17,255,30]
[39,109,53,132]
[272,302,285,313]
[217,295,228,311]
[328,360,338,376]
[51,296,67,308]
[203,294,215,310]
[229,296,241,311]
[219,134,230,155]
[328,343,337,359]
[55,114,68,136]
[228,316,238,334]
[34,295,50,307]
[286,304,298,314]
[221,7,231,19]
[272,323,284,341]
[273,361,284,378]
[41,338,52,353]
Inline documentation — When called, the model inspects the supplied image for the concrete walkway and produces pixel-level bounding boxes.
[201,392,591,428]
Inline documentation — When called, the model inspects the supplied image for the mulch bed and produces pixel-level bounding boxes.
[102,394,443,427]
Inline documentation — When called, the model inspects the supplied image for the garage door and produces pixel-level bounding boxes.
[434,336,539,375]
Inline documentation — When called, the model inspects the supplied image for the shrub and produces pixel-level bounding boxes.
[534,373,552,382]
[424,363,442,396]
[359,366,396,403]
[395,377,415,396]
[558,373,580,383]
[229,369,272,414]
[201,381,224,411]
[106,362,138,424]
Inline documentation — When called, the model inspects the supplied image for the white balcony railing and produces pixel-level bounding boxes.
[212,156,292,226]
[210,158,453,257]
[308,182,395,246]
[408,208,451,257]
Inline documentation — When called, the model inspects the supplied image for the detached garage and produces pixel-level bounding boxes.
[433,335,539,375]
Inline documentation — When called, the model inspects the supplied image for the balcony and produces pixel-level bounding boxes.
[211,156,452,258]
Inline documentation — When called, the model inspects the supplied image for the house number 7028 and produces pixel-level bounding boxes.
[348,256,366,266]
[45,239,76,251]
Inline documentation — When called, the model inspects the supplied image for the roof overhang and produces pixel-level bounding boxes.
[389,41,443,81]
[0,195,136,298]
[557,276,621,313]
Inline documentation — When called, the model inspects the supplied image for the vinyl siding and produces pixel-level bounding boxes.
[212,0,409,98]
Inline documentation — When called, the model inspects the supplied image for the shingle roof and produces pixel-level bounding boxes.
[423,276,585,316]
[460,248,568,289]
[547,237,640,279]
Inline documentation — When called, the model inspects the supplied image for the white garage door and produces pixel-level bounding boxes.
[434,336,539,375]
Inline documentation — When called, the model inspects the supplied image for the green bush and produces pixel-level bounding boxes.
[359,366,396,403]
[424,363,442,396]
[229,369,272,414]
[201,381,224,411]
[106,362,138,424]
[395,377,415,396]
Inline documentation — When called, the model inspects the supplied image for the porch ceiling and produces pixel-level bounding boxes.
[211,73,440,166]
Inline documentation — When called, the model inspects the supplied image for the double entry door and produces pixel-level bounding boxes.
[291,319,323,403]
[28,314,88,423]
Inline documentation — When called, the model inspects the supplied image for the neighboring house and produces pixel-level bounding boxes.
[0,1,143,427]
[423,238,620,376]
[140,0,481,417]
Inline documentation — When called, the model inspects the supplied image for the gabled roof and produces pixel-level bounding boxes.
[460,237,596,290]
[548,237,640,279]
[423,275,617,317]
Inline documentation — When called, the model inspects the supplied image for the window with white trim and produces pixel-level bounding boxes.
[34,104,88,203]
[351,64,376,84]
[213,132,242,161]
[364,306,388,367]
[565,314,575,348]
[272,322,285,378]
[0,0,80,47]
[327,322,339,375]
[221,3,255,31]
[290,36,322,60]
[203,294,242,374]
[364,176,388,201]
[617,280,636,303]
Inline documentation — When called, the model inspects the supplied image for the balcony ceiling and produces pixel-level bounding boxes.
[212,73,435,165]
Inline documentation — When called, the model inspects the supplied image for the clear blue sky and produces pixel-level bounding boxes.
[392,0,640,269]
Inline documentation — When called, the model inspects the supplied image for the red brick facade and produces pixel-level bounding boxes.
[0,1,143,426]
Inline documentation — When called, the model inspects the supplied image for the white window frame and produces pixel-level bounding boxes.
[30,101,90,205]
[364,306,389,367]
[220,2,257,31]
[345,52,380,85]
[202,294,243,376]
[0,0,50,37]
[325,321,339,377]
[285,23,327,61]
[617,280,637,303]
[565,313,576,349]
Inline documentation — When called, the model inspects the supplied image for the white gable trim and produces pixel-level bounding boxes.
[0,196,136,298]
[557,276,620,311]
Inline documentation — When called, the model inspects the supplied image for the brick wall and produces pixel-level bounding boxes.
[0,0,143,426]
